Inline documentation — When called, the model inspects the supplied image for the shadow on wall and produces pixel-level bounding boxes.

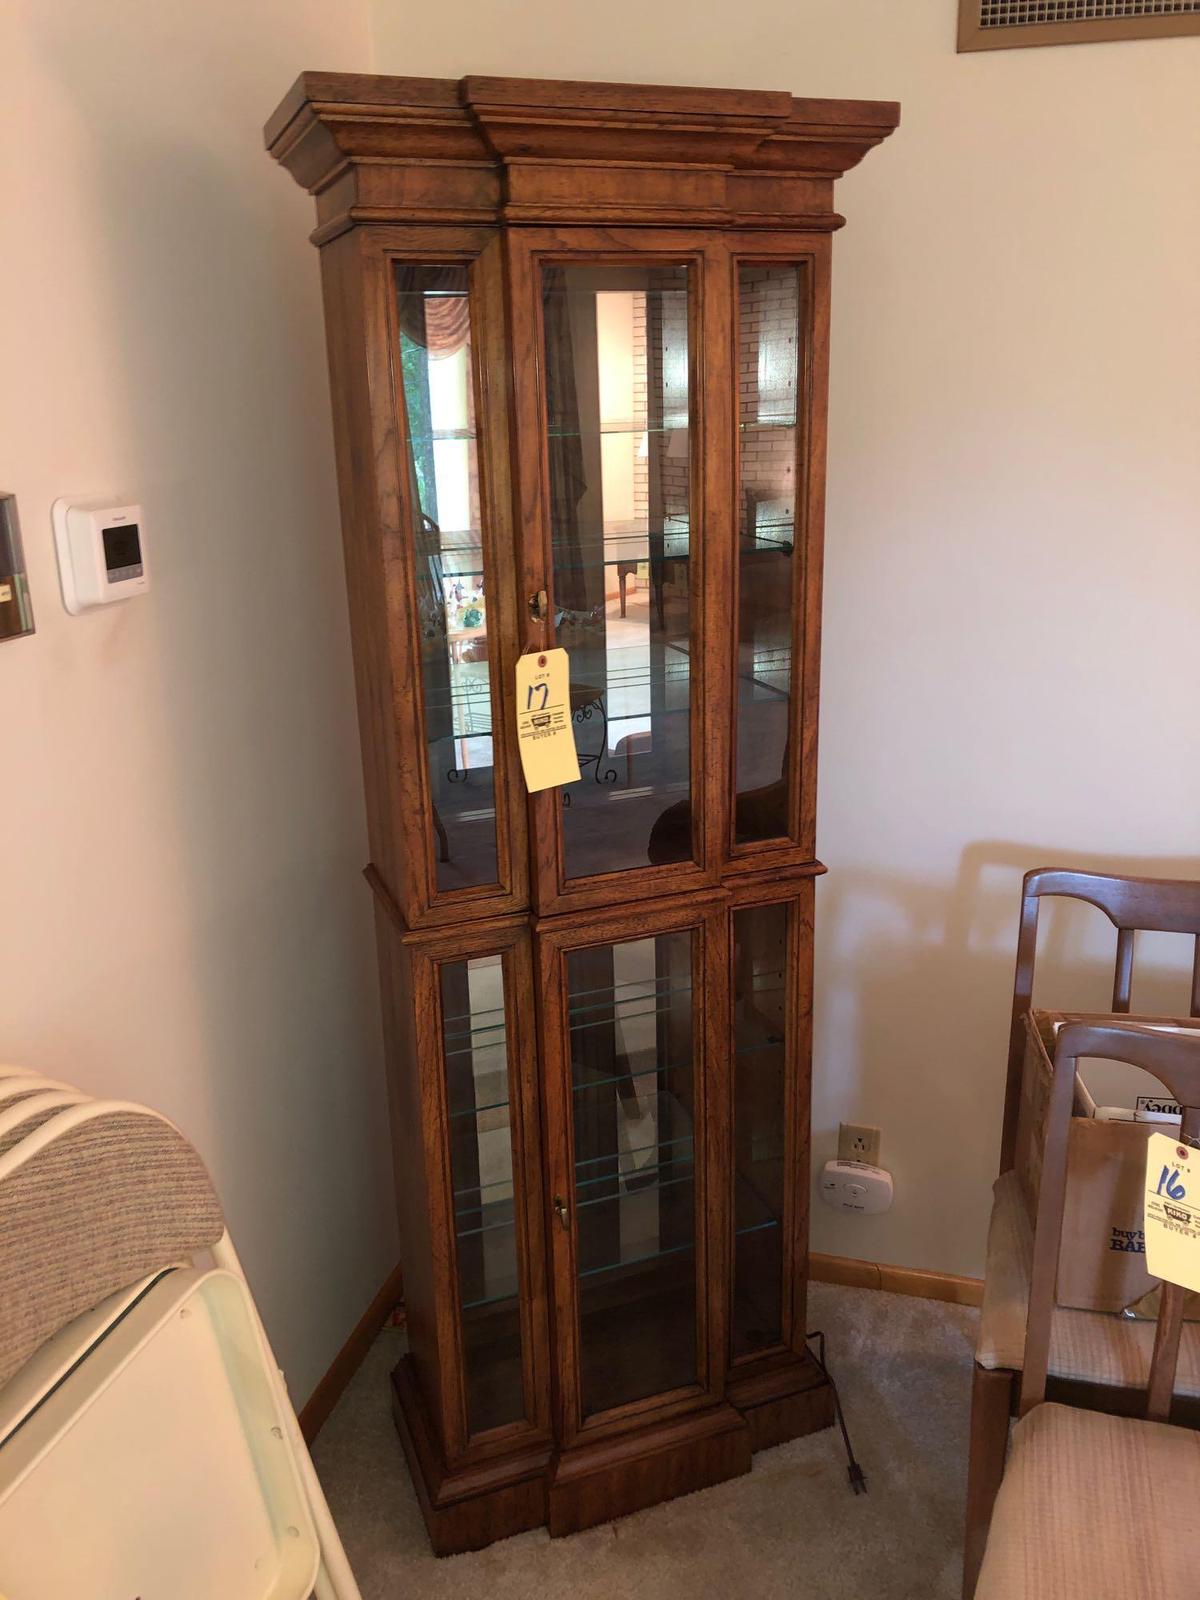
[29,8,395,1387]
[814,842,1200,1276]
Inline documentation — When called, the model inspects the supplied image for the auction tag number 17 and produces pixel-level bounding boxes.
[515,648,581,793]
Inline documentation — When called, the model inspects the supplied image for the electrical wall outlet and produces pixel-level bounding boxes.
[838,1122,882,1165]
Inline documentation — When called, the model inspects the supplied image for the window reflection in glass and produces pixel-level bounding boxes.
[542,266,694,880]
[396,264,499,891]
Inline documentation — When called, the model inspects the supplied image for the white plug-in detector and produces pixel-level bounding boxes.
[52,499,148,615]
[820,1159,894,1215]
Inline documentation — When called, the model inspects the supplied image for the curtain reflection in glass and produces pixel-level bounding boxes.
[734,264,805,845]
[542,266,694,880]
[396,264,499,891]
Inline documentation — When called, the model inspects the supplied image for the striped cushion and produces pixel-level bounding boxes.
[976,1402,1200,1598]
[976,1172,1200,1394]
[0,1112,223,1387]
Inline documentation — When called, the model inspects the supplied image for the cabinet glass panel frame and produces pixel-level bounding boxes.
[727,250,819,869]
[382,234,526,925]
[538,898,725,1442]
[417,921,550,1460]
[514,234,718,915]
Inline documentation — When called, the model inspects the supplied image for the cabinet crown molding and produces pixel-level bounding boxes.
[265,72,900,238]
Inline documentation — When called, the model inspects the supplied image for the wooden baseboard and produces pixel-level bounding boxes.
[299,1261,405,1443]
[811,1252,982,1308]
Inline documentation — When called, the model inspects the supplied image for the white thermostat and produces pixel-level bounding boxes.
[819,1159,894,1215]
[52,499,148,614]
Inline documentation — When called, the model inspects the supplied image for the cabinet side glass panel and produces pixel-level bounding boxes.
[541,265,695,879]
[441,953,525,1435]
[734,264,806,846]
[731,903,788,1357]
[567,931,698,1416]
[395,264,500,892]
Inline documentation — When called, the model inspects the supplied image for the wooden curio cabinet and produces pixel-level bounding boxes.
[266,72,898,1552]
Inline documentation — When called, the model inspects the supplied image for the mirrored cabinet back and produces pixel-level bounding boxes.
[265,72,899,1553]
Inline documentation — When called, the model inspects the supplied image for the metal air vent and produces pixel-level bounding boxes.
[959,0,1200,48]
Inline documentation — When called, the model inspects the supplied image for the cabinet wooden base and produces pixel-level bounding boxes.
[727,1352,838,1452]
[391,1357,550,1555]
[392,1352,833,1554]
[547,1402,751,1537]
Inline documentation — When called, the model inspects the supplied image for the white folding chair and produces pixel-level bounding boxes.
[0,1093,361,1599]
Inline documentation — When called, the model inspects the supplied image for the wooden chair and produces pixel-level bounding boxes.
[964,868,1200,1596]
[974,1019,1200,1597]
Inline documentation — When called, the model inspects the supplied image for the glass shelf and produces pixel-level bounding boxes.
[455,1204,518,1241]
[571,1061,691,1093]
[578,1239,694,1281]
[462,1272,521,1312]
[547,420,689,440]
[567,975,693,1021]
[574,1131,695,1183]
[449,1093,509,1120]
[406,427,478,446]
[454,1175,514,1210]
[738,521,795,550]
[739,414,799,431]
[575,1168,693,1211]
[568,971,690,1006]
[733,1162,783,1252]
[444,1020,508,1053]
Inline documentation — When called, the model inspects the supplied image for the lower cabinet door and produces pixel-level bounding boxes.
[728,883,815,1372]
[398,918,551,1464]
[538,898,728,1438]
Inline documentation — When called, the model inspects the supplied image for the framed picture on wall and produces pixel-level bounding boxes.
[958,1,1200,51]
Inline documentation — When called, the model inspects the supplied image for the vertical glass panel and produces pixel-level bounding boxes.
[396,265,499,892]
[542,265,694,879]
[441,953,525,1435]
[568,931,698,1415]
[734,264,805,845]
[731,903,788,1358]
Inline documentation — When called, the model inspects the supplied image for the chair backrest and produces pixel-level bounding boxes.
[1020,1019,1200,1423]
[1000,868,1200,1171]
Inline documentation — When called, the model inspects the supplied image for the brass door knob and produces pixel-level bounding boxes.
[553,1194,570,1232]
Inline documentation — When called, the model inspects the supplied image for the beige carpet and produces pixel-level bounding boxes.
[312,1283,979,1600]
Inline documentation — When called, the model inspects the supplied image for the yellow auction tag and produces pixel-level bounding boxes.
[515,648,580,792]
[1144,1131,1200,1293]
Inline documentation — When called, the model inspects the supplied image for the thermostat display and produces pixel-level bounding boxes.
[53,500,149,614]
[102,523,143,581]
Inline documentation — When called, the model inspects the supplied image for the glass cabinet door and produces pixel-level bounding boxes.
[559,925,703,1420]
[395,263,503,897]
[539,264,697,882]
[730,901,791,1359]
[732,262,810,851]
[438,946,531,1440]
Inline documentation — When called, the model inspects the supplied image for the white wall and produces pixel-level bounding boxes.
[370,0,1200,1277]
[0,0,397,1402]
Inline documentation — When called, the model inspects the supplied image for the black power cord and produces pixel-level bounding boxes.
[805,1330,867,1494]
